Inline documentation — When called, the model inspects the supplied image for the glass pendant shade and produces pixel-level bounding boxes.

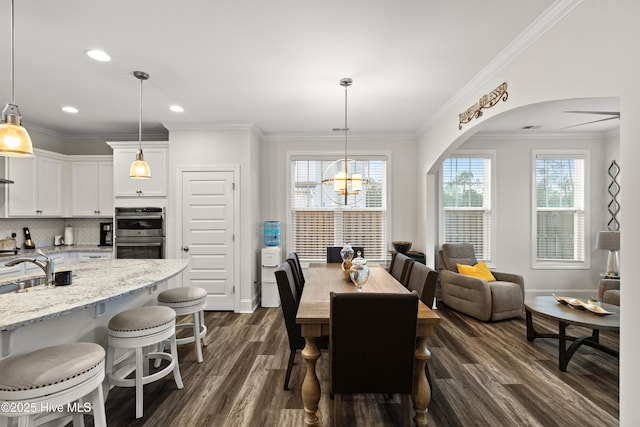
[130,71,151,179]
[0,117,33,157]
[0,1,34,158]
[129,149,151,178]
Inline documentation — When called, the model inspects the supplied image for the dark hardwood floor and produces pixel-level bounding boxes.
[100,302,619,426]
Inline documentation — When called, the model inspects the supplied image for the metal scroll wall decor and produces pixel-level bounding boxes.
[607,160,620,231]
[458,82,509,130]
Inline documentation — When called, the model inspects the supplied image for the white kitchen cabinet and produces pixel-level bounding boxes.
[70,158,113,217]
[5,149,64,217]
[68,251,113,264]
[107,142,168,197]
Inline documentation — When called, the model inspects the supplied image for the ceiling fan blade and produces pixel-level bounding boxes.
[564,110,620,117]
[562,116,619,129]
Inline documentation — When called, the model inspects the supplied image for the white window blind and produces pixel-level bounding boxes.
[441,156,492,261]
[290,158,387,261]
[535,155,585,262]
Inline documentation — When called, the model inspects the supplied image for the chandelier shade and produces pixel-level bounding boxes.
[320,78,369,205]
[130,71,151,179]
[0,0,33,157]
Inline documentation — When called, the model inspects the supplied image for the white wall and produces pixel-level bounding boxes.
[454,133,611,296]
[260,133,420,259]
[165,126,261,313]
[416,1,638,423]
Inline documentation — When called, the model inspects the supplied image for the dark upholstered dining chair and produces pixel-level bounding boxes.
[286,252,305,295]
[330,291,418,427]
[274,262,305,390]
[390,252,415,285]
[274,262,326,390]
[405,261,438,309]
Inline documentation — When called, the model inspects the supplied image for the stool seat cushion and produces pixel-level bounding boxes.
[0,342,105,392]
[108,306,176,332]
[158,287,207,304]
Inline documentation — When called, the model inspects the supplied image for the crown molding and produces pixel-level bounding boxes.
[416,0,585,135]
[261,131,417,143]
[163,122,259,132]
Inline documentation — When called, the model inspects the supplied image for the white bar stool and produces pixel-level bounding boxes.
[0,342,106,427]
[106,306,183,419]
[157,286,208,363]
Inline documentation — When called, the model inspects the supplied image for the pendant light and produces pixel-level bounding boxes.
[0,0,34,157]
[321,78,368,205]
[129,71,151,179]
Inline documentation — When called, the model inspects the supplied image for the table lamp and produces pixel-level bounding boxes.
[595,231,620,278]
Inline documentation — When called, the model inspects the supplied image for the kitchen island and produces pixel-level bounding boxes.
[0,258,188,358]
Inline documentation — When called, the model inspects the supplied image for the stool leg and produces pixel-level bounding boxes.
[105,344,115,399]
[169,334,184,389]
[91,382,107,427]
[135,346,144,419]
[200,310,209,346]
[72,411,85,427]
[193,312,203,363]
[17,416,34,427]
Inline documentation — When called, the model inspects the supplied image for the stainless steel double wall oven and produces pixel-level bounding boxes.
[114,207,165,259]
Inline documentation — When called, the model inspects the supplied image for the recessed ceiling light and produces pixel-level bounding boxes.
[169,105,184,113]
[86,49,111,62]
[62,106,79,114]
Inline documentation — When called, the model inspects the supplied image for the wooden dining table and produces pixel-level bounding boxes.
[296,262,441,426]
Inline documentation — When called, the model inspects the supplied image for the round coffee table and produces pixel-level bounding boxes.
[525,296,619,371]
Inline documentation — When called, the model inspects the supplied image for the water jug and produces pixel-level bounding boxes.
[263,221,280,247]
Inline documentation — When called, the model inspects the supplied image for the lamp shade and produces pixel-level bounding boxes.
[595,231,620,251]
[129,149,151,178]
[0,122,33,157]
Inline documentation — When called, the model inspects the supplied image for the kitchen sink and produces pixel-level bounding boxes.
[0,277,47,294]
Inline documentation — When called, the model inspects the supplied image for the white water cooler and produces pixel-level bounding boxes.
[261,247,282,307]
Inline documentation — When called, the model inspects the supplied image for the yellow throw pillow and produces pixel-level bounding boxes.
[456,261,496,281]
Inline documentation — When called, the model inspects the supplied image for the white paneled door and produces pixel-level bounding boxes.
[181,170,235,310]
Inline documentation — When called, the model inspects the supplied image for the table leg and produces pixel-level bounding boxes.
[525,309,535,341]
[559,321,568,371]
[301,336,322,426]
[412,336,431,427]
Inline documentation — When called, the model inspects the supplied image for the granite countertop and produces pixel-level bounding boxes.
[0,258,189,331]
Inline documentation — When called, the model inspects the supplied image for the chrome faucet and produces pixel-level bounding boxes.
[5,250,55,286]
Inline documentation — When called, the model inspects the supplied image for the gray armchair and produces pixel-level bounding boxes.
[597,278,620,306]
[439,243,524,321]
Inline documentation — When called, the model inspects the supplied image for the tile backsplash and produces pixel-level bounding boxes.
[0,218,109,248]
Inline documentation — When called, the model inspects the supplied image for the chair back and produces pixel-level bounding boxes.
[390,253,414,284]
[441,243,478,272]
[287,252,305,287]
[405,262,439,308]
[286,253,305,295]
[274,262,305,351]
[326,246,364,263]
[330,292,418,394]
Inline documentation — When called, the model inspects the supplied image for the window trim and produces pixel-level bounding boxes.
[531,149,591,270]
[286,150,391,263]
[439,150,496,267]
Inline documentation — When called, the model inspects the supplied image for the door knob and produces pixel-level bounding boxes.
[182,246,189,252]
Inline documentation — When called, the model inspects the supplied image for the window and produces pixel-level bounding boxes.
[441,154,493,261]
[533,152,588,266]
[290,157,387,261]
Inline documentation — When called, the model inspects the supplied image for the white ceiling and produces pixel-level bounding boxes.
[0,0,617,142]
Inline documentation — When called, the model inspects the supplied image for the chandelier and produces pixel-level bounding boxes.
[321,78,369,205]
